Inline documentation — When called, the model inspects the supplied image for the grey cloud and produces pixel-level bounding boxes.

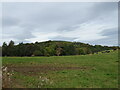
[57,25,80,32]
[50,36,76,41]
[13,30,34,41]
[88,28,118,46]
[93,2,117,12]
[3,25,35,43]
[88,37,118,46]
[2,17,20,27]
[92,2,117,17]
[2,2,118,46]
[101,28,118,36]
[24,3,95,28]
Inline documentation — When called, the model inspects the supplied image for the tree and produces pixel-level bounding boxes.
[0,46,2,56]
[61,44,76,55]
[56,47,63,56]
[7,40,15,56]
[76,48,85,55]
[33,50,42,56]
[8,40,14,47]
[1,40,117,57]
[2,42,8,56]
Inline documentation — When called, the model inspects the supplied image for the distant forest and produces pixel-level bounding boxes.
[2,40,119,57]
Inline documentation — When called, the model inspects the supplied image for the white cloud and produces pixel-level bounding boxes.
[26,32,60,43]
[1,2,118,46]
[25,18,117,44]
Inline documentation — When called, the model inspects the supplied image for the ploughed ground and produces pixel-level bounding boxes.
[7,65,92,75]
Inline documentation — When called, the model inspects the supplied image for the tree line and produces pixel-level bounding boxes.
[2,40,118,57]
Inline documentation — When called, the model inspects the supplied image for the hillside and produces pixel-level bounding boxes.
[2,40,118,56]
[2,50,118,88]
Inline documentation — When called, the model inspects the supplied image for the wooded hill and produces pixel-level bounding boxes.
[2,40,118,57]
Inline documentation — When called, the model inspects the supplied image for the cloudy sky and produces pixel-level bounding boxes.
[1,2,118,46]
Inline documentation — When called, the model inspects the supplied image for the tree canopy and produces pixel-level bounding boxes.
[2,40,119,57]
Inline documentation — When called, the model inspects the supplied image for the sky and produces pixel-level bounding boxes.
[1,2,118,46]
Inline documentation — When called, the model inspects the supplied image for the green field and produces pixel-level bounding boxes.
[2,50,118,88]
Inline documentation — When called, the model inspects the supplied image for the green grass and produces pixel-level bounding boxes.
[2,50,118,88]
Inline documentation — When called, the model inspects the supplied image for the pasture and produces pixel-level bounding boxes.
[2,50,118,88]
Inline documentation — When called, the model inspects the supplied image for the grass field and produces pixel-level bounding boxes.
[2,50,118,88]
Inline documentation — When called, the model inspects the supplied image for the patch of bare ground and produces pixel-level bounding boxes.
[6,65,92,75]
[2,65,92,88]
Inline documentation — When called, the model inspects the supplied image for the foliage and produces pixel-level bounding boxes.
[2,40,119,56]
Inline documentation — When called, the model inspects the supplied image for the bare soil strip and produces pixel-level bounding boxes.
[6,66,92,75]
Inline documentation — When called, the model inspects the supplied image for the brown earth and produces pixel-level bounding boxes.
[6,65,92,75]
[2,65,92,88]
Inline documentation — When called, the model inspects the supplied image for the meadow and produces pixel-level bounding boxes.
[2,50,118,88]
